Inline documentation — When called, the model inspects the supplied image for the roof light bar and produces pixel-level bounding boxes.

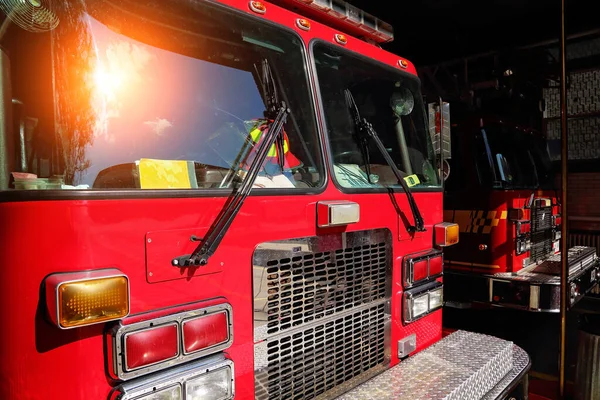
[286,0,394,43]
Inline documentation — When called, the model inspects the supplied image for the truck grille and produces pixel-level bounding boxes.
[255,303,387,400]
[531,205,553,262]
[253,229,392,400]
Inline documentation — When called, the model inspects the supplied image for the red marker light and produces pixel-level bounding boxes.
[124,323,179,370]
[182,312,230,355]
[412,259,428,283]
[429,255,443,276]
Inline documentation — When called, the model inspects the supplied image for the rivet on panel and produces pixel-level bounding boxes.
[334,33,347,45]
[296,18,311,31]
[249,1,266,14]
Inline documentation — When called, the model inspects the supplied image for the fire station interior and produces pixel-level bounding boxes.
[347,0,600,399]
[0,0,599,399]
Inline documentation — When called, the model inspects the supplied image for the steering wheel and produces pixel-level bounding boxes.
[334,150,364,165]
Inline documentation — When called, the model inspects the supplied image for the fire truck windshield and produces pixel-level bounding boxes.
[314,43,440,190]
[0,0,323,192]
[483,124,554,190]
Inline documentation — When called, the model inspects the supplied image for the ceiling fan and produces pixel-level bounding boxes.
[0,0,59,40]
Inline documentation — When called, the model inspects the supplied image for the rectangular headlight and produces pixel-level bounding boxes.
[112,356,234,400]
[429,288,444,310]
[403,281,444,323]
[412,294,429,319]
[186,367,232,400]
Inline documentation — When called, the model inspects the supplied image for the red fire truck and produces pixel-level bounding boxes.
[443,114,600,311]
[1,1,531,399]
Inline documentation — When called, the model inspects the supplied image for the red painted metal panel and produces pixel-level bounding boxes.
[0,189,443,399]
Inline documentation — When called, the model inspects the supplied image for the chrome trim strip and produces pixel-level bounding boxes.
[111,303,233,381]
[258,298,388,343]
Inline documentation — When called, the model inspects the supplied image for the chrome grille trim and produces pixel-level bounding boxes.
[253,229,391,342]
[531,205,553,262]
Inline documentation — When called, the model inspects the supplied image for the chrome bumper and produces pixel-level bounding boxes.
[335,330,530,400]
[445,249,600,312]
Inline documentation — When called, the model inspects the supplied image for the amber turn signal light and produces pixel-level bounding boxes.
[434,222,459,247]
[45,269,130,329]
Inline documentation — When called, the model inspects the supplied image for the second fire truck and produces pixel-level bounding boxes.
[443,114,600,311]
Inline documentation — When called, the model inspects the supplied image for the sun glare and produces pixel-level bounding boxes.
[94,68,124,98]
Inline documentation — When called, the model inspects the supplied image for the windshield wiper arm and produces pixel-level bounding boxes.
[344,88,425,232]
[344,90,372,183]
[172,60,289,267]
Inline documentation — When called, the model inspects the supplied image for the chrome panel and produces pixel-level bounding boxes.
[253,229,392,400]
[444,246,600,312]
[110,303,233,381]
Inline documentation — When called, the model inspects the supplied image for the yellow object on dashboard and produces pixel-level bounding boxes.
[403,174,420,187]
[137,158,198,189]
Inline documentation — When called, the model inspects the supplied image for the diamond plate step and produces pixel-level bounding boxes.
[336,330,530,400]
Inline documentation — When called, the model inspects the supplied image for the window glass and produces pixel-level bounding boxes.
[483,124,553,189]
[0,0,322,191]
[313,43,440,190]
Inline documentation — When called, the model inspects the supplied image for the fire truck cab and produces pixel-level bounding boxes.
[1,1,531,399]
[443,114,600,311]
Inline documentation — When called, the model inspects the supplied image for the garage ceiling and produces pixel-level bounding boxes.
[347,0,599,66]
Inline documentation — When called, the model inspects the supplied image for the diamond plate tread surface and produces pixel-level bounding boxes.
[491,247,598,285]
[481,345,530,400]
[335,330,515,400]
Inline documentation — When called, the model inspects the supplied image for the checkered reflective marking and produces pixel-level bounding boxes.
[444,210,508,234]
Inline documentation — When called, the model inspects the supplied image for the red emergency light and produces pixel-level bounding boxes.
[109,303,233,381]
[274,0,394,43]
[124,323,179,370]
[182,311,230,355]
[403,250,444,288]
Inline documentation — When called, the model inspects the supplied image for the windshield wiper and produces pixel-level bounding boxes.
[172,59,290,267]
[344,88,425,232]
